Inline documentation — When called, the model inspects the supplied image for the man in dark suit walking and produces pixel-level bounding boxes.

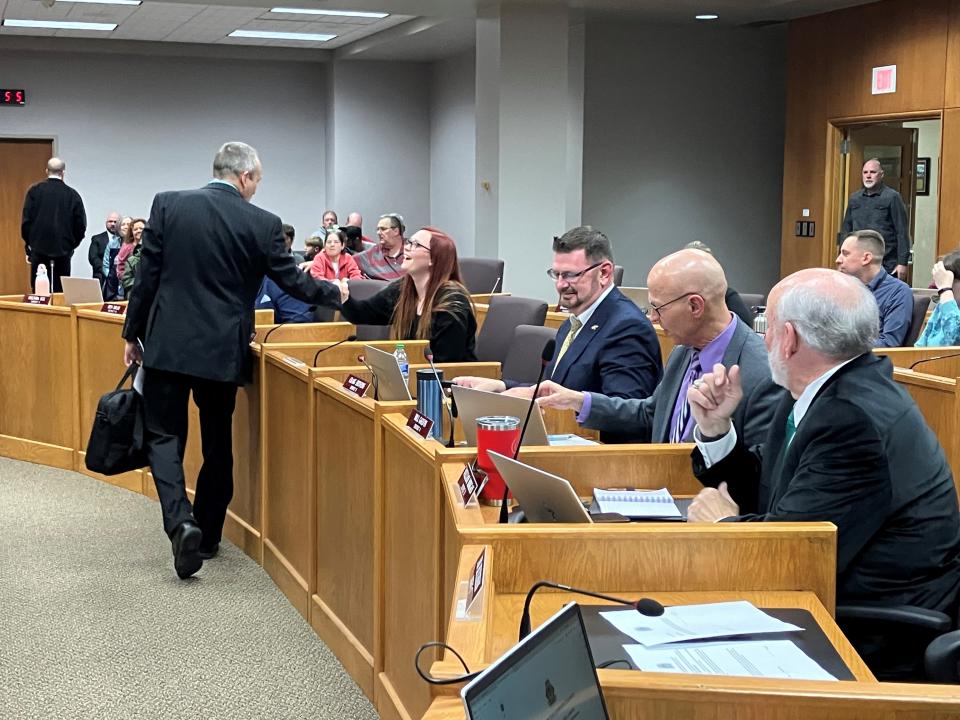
[686,268,960,676]
[535,248,781,448]
[21,157,87,292]
[122,142,340,579]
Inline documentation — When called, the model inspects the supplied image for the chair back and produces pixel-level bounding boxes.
[475,295,548,363]
[613,265,625,286]
[903,293,932,347]
[501,325,559,384]
[739,293,765,315]
[459,257,505,294]
[348,278,391,341]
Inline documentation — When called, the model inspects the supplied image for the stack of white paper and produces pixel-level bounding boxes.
[592,487,681,518]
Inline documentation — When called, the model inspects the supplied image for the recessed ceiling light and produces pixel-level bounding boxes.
[695,14,719,20]
[3,18,117,30]
[270,7,389,18]
[51,0,142,5]
[229,29,336,42]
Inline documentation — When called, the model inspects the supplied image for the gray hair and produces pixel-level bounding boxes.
[775,277,879,359]
[213,142,259,179]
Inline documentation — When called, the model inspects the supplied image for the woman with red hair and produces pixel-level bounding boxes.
[339,226,477,362]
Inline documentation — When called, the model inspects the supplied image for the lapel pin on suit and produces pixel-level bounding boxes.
[590,324,599,331]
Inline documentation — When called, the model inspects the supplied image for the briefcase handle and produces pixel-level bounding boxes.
[117,363,139,391]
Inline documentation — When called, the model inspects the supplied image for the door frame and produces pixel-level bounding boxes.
[823,111,941,269]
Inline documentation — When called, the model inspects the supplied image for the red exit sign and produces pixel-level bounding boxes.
[1,89,25,106]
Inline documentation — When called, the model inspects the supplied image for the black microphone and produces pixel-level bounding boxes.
[261,305,318,344]
[358,354,379,401]
[498,338,557,523]
[518,580,665,641]
[424,347,456,448]
[909,351,960,370]
[312,334,358,366]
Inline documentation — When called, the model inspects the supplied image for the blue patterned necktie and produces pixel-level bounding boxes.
[671,352,701,443]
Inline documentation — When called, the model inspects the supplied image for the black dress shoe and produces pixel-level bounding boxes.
[199,543,219,560]
[171,521,203,579]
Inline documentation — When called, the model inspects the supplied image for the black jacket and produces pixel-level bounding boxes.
[21,177,86,257]
[694,353,960,614]
[122,183,340,384]
[89,231,110,280]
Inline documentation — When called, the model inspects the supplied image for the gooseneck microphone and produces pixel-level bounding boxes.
[490,276,502,294]
[312,334,358,366]
[261,305,318,344]
[518,581,665,641]
[424,347,456,448]
[909,351,960,370]
[358,354,379,400]
[498,338,557,523]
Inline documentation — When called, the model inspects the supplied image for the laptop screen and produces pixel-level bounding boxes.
[462,603,609,720]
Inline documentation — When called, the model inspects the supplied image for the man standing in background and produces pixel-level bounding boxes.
[841,158,911,279]
[89,211,122,287]
[21,157,86,292]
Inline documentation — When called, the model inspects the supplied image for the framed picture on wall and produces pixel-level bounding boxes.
[917,157,930,196]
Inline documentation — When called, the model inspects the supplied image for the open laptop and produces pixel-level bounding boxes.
[619,286,649,313]
[461,602,609,720]
[487,451,592,523]
[363,345,412,401]
[452,385,550,446]
[60,277,104,305]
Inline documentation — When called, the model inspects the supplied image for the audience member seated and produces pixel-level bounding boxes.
[309,227,361,281]
[255,275,316,324]
[303,231,323,262]
[102,215,129,301]
[685,268,960,675]
[354,213,407,280]
[455,226,662,442]
[917,251,960,346]
[536,248,781,447]
[684,241,755,325]
[120,218,145,295]
[339,226,477,362]
[836,229,913,347]
[283,223,304,264]
[340,224,368,255]
[346,211,375,250]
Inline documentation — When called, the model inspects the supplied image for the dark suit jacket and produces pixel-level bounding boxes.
[89,231,109,280]
[694,353,960,613]
[21,178,86,258]
[122,183,339,385]
[546,287,662,442]
[585,316,783,447]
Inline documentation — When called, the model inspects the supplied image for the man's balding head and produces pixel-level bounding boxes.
[47,158,65,177]
[646,249,731,348]
[347,212,363,227]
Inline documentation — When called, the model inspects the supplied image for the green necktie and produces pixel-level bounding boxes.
[784,409,797,448]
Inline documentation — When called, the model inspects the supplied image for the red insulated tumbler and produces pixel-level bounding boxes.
[476,415,521,505]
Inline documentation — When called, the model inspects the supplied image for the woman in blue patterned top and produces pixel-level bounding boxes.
[916,250,960,346]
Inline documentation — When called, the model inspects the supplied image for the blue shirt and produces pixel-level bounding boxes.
[916,298,960,347]
[255,276,315,324]
[868,269,914,347]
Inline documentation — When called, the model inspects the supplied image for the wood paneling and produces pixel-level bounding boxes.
[939,108,960,256]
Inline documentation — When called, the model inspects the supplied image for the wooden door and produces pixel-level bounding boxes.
[0,139,54,294]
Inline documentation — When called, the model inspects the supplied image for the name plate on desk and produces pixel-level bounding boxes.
[465,548,486,612]
[22,294,51,305]
[100,302,125,315]
[406,409,434,439]
[343,374,369,398]
[457,462,489,506]
[282,355,307,369]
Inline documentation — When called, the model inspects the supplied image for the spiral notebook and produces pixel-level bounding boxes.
[592,488,682,519]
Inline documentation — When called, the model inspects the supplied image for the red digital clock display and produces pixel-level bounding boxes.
[1,89,26,106]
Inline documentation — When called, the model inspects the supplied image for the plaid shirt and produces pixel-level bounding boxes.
[355,244,406,280]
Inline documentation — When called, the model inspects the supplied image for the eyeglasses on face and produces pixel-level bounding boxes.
[648,291,697,316]
[404,238,430,253]
[546,261,604,282]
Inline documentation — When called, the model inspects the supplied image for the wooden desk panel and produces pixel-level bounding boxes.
[0,300,76,469]
[254,321,355,344]
[265,340,431,368]
[876,346,960,378]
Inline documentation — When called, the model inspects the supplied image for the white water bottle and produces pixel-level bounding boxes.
[394,343,409,382]
[35,264,50,296]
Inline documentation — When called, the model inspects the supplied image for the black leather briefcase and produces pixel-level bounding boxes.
[85,364,148,475]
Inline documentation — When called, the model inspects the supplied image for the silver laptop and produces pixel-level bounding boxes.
[461,602,609,719]
[363,345,413,401]
[60,276,104,305]
[452,385,549,446]
[487,451,592,524]
[619,286,649,313]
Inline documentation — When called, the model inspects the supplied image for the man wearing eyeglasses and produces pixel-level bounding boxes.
[456,226,662,442]
[535,248,781,447]
[354,212,407,280]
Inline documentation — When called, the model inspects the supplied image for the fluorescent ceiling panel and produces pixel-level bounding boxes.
[3,18,116,30]
[52,0,141,5]
[229,29,335,41]
[270,7,388,18]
